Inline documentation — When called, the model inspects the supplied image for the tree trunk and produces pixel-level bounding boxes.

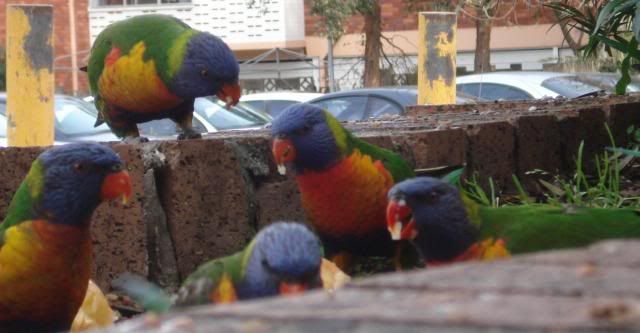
[554,12,582,56]
[474,7,492,73]
[363,1,382,87]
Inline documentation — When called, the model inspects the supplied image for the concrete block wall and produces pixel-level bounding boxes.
[0,95,638,290]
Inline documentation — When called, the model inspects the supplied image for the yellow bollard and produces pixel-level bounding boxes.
[417,12,457,105]
[6,5,55,147]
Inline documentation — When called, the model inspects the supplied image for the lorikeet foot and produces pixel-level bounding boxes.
[177,131,202,140]
[122,136,149,144]
[330,253,353,274]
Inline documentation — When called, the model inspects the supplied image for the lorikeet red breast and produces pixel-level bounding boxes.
[270,103,416,271]
[0,143,132,333]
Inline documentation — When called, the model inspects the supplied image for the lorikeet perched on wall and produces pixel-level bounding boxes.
[270,103,416,271]
[0,143,132,333]
[113,222,323,312]
[386,176,640,266]
[86,14,241,142]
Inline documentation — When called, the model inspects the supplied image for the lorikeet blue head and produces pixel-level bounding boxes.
[239,222,323,298]
[36,143,132,226]
[170,32,241,107]
[271,103,346,174]
[386,177,477,262]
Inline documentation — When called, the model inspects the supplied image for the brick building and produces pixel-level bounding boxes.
[0,0,91,95]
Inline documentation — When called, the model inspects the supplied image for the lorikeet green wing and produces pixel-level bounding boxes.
[387,176,640,266]
[86,14,241,141]
[114,222,323,311]
[0,143,132,333]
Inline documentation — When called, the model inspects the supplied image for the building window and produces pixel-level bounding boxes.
[92,0,191,6]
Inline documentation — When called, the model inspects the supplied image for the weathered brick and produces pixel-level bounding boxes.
[156,139,257,280]
[608,102,640,147]
[556,107,609,174]
[92,144,148,289]
[464,121,516,190]
[398,128,466,170]
[513,114,563,190]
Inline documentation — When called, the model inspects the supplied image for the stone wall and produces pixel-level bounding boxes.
[1,95,638,290]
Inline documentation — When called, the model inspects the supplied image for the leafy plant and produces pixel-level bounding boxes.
[463,125,640,208]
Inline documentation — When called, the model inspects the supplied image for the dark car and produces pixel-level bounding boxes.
[307,87,478,121]
[0,93,120,145]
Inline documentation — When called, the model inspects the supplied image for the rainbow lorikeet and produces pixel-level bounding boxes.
[85,14,241,142]
[0,143,132,333]
[113,222,323,313]
[386,177,640,266]
[270,103,416,271]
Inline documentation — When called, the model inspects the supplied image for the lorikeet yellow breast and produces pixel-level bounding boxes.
[86,14,241,141]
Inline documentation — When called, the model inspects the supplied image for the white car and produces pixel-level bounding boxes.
[240,91,324,118]
[456,71,640,101]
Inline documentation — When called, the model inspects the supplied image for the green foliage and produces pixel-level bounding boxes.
[545,0,640,94]
[309,0,355,41]
[463,124,640,209]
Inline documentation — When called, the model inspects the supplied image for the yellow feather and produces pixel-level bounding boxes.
[98,42,181,113]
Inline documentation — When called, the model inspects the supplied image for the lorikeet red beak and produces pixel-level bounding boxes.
[279,281,307,295]
[272,137,296,175]
[217,83,241,109]
[100,169,132,205]
[386,198,417,241]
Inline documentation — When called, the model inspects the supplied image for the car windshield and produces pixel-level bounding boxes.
[540,76,603,98]
[54,97,112,136]
[194,97,271,130]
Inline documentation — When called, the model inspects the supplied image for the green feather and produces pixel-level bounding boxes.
[182,241,254,289]
[477,204,640,254]
[87,14,195,93]
[0,160,44,245]
[322,111,415,182]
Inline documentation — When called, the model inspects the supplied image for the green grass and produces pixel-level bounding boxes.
[463,125,640,209]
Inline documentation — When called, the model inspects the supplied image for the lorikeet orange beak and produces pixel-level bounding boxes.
[386,198,417,241]
[272,137,296,175]
[279,281,307,295]
[217,83,241,109]
[100,169,132,205]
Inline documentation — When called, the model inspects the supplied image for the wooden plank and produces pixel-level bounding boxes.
[5,5,54,147]
[94,241,640,332]
[417,12,457,105]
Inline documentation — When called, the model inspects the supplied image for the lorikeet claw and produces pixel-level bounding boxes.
[122,136,149,144]
[177,132,202,140]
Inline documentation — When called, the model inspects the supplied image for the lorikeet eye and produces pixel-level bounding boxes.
[73,162,88,174]
[200,69,209,78]
[110,163,123,172]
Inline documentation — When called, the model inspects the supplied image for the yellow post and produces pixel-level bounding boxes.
[6,5,55,147]
[417,12,457,105]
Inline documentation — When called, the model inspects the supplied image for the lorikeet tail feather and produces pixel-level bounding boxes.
[112,273,172,314]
